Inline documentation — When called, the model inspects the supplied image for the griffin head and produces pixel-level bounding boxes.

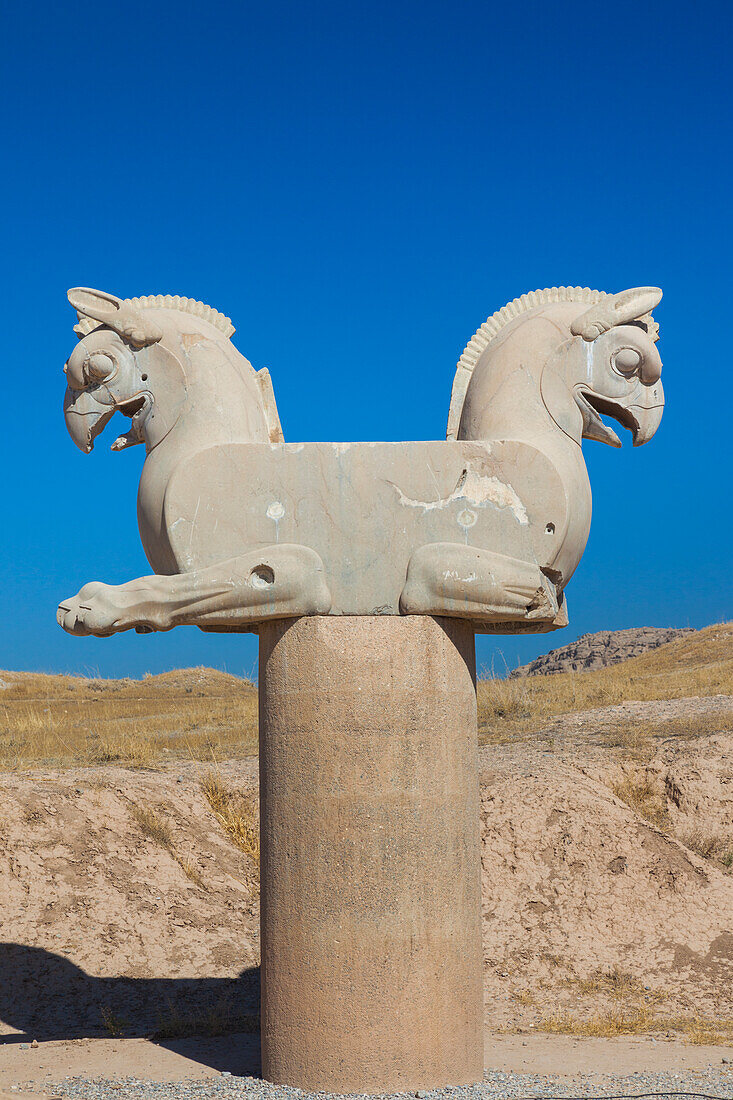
[62,288,184,454]
[568,287,664,447]
[538,286,665,449]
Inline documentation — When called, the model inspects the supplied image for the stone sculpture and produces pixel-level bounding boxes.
[59,285,663,638]
[57,284,664,1094]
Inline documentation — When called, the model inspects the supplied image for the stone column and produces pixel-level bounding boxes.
[258,615,483,1094]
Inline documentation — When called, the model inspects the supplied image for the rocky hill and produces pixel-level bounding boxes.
[512,626,694,677]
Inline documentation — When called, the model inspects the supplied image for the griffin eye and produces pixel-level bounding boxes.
[84,352,116,383]
[612,347,642,375]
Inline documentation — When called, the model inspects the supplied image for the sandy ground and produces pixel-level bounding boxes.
[2,1031,733,1093]
[0,695,731,1094]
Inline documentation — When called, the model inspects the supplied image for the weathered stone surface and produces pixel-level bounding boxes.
[258,616,483,1092]
[57,284,663,635]
[512,626,694,677]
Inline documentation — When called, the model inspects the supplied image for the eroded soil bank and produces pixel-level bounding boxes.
[1,706,731,1045]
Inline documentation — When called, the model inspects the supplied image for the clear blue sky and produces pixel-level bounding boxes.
[1,0,730,679]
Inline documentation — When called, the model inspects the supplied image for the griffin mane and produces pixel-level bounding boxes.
[446,286,610,440]
[74,294,235,340]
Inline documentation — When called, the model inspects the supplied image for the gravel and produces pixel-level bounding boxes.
[17,1068,733,1099]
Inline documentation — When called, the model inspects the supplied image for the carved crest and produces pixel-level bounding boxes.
[69,288,235,342]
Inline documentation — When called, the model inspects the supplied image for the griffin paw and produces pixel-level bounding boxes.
[57,581,145,637]
[526,573,560,621]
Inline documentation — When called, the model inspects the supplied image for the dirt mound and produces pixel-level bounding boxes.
[0,761,260,1040]
[512,627,694,677]
[614,731,733,870]
[480,757,733,1006]
[140,666,252,691]
[1,719,732,1041]
[0,666,251,693]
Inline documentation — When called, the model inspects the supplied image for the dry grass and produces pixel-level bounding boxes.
[0,624,729,771]
[541,1005,657,1038]
[538,965,732,1043]
[514,989,536,1006]
[540,1008,733,1044]
[0,666,257,771]
[100,1005,129,1038]
[611,772,670,828]
[679,827,733,871]
[682,1016,733,1045]
[154,998,259,1039]
[564,966,649,998]
[478,623,732,745]
[130,802,204,887]
[177,855,205,886]
[131,804,175,849]
[201,772,260,865]
[601,709,733,755]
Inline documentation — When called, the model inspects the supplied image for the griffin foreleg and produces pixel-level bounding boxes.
[399,542,562,625]
[57,545,332,637]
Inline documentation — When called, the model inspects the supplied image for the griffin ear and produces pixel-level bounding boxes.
[571,287,663,341]
[67,287,162,347]
[67,287,124,320]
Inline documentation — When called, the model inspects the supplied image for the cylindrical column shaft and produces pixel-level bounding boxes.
[258,615,483,1094]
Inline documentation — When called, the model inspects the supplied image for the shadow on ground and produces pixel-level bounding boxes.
[0,943,261,1075]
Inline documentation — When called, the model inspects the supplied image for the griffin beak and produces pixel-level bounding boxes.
[579,378,664,449]
[63,386,116,453]
[630,387,665,446]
